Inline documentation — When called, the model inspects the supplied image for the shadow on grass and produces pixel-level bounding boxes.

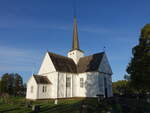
[0,108,18,113]
[38,99,100,113]
[38,101,81,113]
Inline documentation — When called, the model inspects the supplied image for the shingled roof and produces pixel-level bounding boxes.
[48,52,104,73]
[48,52,77,73]
[77,52,104,73]
[33,75,51,84]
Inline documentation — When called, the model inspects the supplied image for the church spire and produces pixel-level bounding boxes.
[72,16,80,50]
[68,16,84,64]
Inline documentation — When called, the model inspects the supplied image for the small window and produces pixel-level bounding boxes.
[66,77,71,87]
[43,86,45,92]
[80,78,84,88]
[42,86,47,93]
[31,86,33,93]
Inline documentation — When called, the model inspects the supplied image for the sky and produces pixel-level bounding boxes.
[0,0,150,83]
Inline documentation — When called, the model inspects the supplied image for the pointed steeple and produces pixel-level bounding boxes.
[72,16,80,50]
[68,16,84,64]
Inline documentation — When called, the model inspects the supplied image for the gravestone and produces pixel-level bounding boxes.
[32,105,40,112]
[54,99,58,105]
[80,101,88,113]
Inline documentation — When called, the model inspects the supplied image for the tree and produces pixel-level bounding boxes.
[0,73,14,94]
[112,80,132,95]
[127,24,150,94]
[14,73,24,96]
[0,79,1,94]
[0,73,24,96]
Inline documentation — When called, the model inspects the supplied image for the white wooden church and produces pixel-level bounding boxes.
[26,17,113,100]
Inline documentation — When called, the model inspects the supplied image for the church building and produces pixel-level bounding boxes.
[26,17,113,100]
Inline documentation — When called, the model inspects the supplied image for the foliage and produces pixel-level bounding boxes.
[126,24,150,93]
[112,80,133,95]
[0,73,24,96]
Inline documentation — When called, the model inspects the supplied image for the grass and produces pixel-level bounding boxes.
[0,97,86,113]
[2,96,150,113]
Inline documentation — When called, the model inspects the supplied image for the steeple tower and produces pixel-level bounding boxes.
[72,16,80,50]
[68,16,84,64]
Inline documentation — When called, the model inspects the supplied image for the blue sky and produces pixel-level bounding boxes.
[0,0,150,83]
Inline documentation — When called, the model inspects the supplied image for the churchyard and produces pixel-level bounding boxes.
[1,95,150,113]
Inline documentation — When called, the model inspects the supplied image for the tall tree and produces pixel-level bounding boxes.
[127,24,150,93]
[0,79,1,94]
[0,73,24,96]
[0,73,14,94]
[14,73,23,96]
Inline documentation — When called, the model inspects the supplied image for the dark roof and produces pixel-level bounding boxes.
[48,52,77,73]
[33,75,51,84]
[48,52,104,73]
[77,52,104,73]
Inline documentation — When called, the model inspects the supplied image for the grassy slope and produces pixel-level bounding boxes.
[3,96,150,113]
[0,97,84,113]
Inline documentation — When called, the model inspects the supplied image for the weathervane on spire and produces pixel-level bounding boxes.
[103,46,106,52]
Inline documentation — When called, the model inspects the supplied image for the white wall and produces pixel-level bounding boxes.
[58,73,66,98]
[37,84,51,99]
[26,76,38,100]
[68,50,84,64]
[57,73,75,98]
[98,53,113,97]
[105,74,113,97]
[72,74,78,97]
[39,72,58,99]
[77,72,100,97]
[66,74,72,98]
[38,52,56,75]
[99,53,113,75]
[98,73,105,96]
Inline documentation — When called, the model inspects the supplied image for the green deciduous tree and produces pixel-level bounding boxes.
[112,80,132,95]
[0,73,24,96]
[127,24,150,94]
[14,74,24,96]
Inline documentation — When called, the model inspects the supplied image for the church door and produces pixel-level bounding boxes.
[104,77,108,98]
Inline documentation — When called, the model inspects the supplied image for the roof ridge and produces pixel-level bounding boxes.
[48,51,73,60]
[79,52,105,59]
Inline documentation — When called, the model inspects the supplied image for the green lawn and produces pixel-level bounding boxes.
[2,96,150,113]
[0,96,114,113]
[0,97,84,113]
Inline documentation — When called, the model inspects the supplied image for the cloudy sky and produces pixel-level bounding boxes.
[0,0,150,82]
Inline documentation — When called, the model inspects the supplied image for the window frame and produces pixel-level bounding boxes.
[66,77,71,88]
[80,78,84,88]
[42,86,47,93]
